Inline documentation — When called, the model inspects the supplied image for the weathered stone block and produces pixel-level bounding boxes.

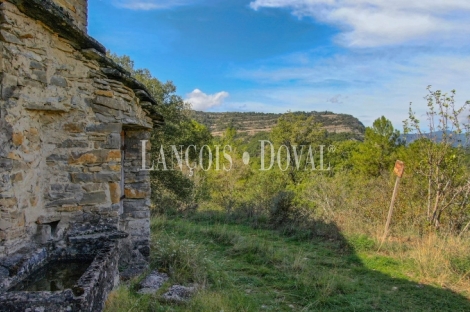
[123,199,150,212]
[57,139,89,148]
[71,95,83,107]
[46,154,68,162]
[69,150,109,165]
[93,172,120,183]
[25,101,69,112]
[50,75,68,88]
[86,123,121,134]
[31,70,47,84]
[124,188,149,199]
[70,173,93,183]
[107,150,121,162]
[0,30,23,45]
[11,172,22,183]
[57,205,82,212]
[94,78,109,86]
[0,158,13,171]
[63,122,85,133]
[129,211,150,219]
[109,182,120,204]
[46,197,79,207]
[91,103,120,118]
[103,133,120,149]
[80,191,107,205]
[82,183,105,192]
[7,151,21,161]
[95,90,113,97]
[1,72,18,100]
[65,184,82,192]
[36,215,61,224]
[93,95,127,111]
[0,197,17,208]
[29,60,45,70]
[126,221,150,238]
[11,132,23,146]
[51,184,64,192]
[108,164,121,172]
[95,112,117,123]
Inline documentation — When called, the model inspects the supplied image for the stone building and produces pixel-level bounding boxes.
[0,0,162,305]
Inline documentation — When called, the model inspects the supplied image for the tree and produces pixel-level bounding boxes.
[404,87,470,231]
[270,112,329,183]
[352,116,400,177]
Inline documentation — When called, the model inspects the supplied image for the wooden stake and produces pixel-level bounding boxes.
[378,160,404,251]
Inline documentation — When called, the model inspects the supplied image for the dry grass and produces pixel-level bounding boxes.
[394,234,470,296]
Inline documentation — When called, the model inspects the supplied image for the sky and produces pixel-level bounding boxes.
[89,0,470,128]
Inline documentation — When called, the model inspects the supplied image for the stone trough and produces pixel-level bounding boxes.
[0,226,127,312]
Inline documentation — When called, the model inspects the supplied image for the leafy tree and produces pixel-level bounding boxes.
[328,140,361,172]
[352,116,400,177]
[270,112,329,183]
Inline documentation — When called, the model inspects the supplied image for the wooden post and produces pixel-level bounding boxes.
[378,160,404,251]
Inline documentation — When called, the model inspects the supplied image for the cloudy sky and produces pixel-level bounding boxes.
[89,0,470,127]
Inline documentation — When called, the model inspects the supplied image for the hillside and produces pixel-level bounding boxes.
[192,111,365,138]
[105,213,470,311]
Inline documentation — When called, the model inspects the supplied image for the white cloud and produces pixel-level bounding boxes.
[249,0,470,47]
[113,0,194,10]
[185,89,229,111]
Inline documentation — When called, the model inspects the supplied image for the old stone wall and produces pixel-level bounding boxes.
[51,0,87,32]
[0,0,155,265]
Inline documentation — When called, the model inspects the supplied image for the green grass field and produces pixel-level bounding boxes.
[105,213,470,311]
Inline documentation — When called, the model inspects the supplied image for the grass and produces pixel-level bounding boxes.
[105,212,470,311]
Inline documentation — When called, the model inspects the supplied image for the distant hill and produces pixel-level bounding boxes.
[192,111,366,139]
[403,131,469,147]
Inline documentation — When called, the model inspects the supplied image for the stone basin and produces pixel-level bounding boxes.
[8,260,92,292]
[0,239,121,312]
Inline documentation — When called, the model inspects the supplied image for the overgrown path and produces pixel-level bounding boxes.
[106,214,470,311]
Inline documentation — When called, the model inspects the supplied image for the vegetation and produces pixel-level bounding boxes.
[105,54,470,310]
[105,214,470,311]
[192,110,365,140]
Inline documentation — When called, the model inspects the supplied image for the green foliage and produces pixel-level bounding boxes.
[270,112,330,183]
[403,87,470,231]
[151,234,210,284]
[351,116,401,177]
[106,215,470,311]
[328,140,361,172]
[269,191,295,226]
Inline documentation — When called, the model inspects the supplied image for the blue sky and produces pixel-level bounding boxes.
[89,0,470,127]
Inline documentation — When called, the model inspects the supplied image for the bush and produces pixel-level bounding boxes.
[269,191,295,226]
[151,234,211,285]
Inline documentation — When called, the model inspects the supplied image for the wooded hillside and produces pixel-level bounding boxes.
[191,111,365,138]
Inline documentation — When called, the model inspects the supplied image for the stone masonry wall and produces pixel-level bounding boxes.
[0,1,153,262]
[51,0,87,32]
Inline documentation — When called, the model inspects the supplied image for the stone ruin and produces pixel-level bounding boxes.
[0,0,163,310]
